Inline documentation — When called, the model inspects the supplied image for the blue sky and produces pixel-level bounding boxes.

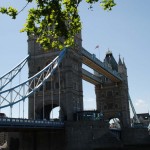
[80,0,150,115]
[0,0,150,117]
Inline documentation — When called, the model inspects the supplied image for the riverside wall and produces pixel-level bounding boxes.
[6,122,150,150]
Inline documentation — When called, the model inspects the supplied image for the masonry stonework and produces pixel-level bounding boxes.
[28,34,83,121]
[95,52,131,127]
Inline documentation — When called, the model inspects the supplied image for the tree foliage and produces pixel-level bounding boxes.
[0,0,116,50]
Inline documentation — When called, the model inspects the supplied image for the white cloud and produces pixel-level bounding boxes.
[134,99,149,114]
[135,99,147,107]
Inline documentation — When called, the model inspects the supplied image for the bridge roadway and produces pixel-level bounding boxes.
[81,48,122,82]
[0,118,64,132]
[0,117,121,138]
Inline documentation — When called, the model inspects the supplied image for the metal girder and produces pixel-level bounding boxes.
[0,55,29,91]
[0,48,67,109]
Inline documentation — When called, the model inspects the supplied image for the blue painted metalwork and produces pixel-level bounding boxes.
[0,48,67,109]
[0,55,29,90]
[0,117,64,128]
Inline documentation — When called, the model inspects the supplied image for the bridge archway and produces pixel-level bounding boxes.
[50,106,60,120]
[109,118,122,129]
[38,104,65,120]
[50,106,65,121]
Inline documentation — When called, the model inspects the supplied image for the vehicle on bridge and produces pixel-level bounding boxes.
[0,113,6,118]
[74,110,104,121]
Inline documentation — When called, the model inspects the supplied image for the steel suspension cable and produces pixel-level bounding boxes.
[34,80,36,120]
[51,74,53,119]
[10,77,13,118]
[23,99,25,119]
[23,86,25,119]
[58,66,61,120]
[18,69,21,118]
[43,73,45,120]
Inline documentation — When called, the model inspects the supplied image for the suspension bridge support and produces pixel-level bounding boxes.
[28,34,83,121]
[95,51,131,128]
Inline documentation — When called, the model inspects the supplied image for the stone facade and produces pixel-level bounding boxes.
[95,51,131,127]
[28,34,83,121]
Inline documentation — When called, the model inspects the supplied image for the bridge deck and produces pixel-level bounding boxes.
[81,48,122,82]
[82,68,102,85]
[0,118,64,132]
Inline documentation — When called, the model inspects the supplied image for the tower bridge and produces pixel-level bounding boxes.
[0,34,149,150]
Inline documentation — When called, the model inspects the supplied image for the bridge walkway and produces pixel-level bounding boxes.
[0,118,64,132]
[81,48,122,82]
[82,68,102,85]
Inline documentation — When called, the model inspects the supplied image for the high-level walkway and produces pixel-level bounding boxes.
[82,68,102,85]
[81,48,122,82]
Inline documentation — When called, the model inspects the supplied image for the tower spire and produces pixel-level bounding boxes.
[123,57,127,69]
[118,54,123,65]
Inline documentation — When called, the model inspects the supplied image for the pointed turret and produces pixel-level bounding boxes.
[123,58,127,69]
[104,49,118,72]
[118,54,123,65]
[118,55,127,81]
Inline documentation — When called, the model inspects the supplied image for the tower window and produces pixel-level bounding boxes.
[59,62,62,68]
[46,81,51,90]
[108,103,113,109]
[72,64,78,71]
[115,104,118,109]
[39,85,43,91]
[104,105,107,110]
[73,82,78,90]
[107,91,113,97]
[101,93,105,97]
[37,67,41,72]
[115,91,119,96]
[55,82,59,89]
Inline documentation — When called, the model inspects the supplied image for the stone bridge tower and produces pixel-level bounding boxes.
[95,51,131,128]
[27,34,83,121]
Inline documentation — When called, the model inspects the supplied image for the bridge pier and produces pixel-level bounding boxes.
[65,121,123,150]
[8,130,65,150]
[121,128,150,146]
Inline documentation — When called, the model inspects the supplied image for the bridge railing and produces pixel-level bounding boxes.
[0,118,64,128]
[81,48,122,81]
